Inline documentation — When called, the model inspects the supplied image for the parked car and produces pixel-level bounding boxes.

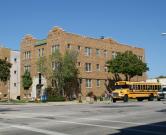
[157,87,166,101]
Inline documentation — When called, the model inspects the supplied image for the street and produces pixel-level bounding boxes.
[0,101,165,135]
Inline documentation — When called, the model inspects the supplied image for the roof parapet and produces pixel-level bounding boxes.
[35,39,47,46]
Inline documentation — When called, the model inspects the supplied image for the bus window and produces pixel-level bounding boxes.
[143,85,146,90]
[155,85,158,90]
[129,85,133,90]
[132,85,135,90]
[152,85,155,90]
[148,85,152,90]
[114,85,129,89]
[114,85,122,89]
[138,85,140,90]
[136,85,139,90]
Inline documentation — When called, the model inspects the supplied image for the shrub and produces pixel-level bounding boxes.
[47,96,65,102]
[86,91,94,97]
[94,95,97,101]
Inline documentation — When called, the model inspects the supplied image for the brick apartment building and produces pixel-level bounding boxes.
[20,27,146,99]
[0,47,20,100]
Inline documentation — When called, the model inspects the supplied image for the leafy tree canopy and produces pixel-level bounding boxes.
[107,51,149,81]
[63,50,79,82]
[36,49,79,98]
[0,59,12,83]
[22,70,32,90]
[156,75,166,79]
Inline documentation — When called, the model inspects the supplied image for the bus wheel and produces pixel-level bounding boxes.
[148,94,154,101]
[123,95,128,102]
[137,98,143,101]
[157,98,161,101]
[113,99,116,103]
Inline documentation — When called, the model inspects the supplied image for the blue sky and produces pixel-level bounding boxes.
[0,0,166,78]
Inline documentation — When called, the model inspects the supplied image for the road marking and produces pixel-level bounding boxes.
[1,112,166,135]
[0,122,69,135]
[80,117,146,125]
[12,125,69,135]
[52,120,166,135]
[79,117,166,128]
[1,112,166,128]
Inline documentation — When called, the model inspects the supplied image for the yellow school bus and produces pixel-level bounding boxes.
[112,81,161,102]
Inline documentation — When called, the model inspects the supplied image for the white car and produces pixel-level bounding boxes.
[157,87,166,101]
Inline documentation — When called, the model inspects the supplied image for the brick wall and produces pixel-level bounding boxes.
[20,27,146,98]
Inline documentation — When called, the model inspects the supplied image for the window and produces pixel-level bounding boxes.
[14,70,17,74]
[38,49,41,57]
[84,47,91,56]
[86,79,92,88]
[23,51,31,59]
[104,50,108,57]
[96,64,100,71]
[67,44,71,49]
[96,80,100,87]
[96,49,100,56]
[42,48,44,56]
[85,63,92,72]
[24,65,31,72]
[104,66,108,72]
[14,58,17,62]
[163,88,166,92]
[112,51,117,59]
[138,56,143,61]
[14,83,17,87]
[28,51,31,59]
[52,44,60,53]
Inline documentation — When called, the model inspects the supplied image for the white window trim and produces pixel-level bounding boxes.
[96,64,100,71]
[86,79,92,88]
[96,80,100,87]
[84,47,91,56]
[85,63,92,72]
[96,49,100,56]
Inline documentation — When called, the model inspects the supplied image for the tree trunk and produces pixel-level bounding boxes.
[125,74,129,81]
[129,76,132,81]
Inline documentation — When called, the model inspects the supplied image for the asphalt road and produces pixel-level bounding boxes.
[0,100,165,135]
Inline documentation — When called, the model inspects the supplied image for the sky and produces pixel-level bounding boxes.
[0,0,166,78]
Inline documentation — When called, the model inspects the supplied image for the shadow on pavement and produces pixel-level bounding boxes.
[0,108,19,112]
[156,109,166,113]
[108,121,166,135]
[98,105,141,108]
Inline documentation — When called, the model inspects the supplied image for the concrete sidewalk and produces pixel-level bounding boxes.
[0,99,112,106]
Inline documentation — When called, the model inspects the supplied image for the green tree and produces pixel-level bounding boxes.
[0,59,12,83]
[36,50,79,99]
[156,75,166,79]
[51,50,64,96]
[22,70,32,98]
[107,51,149,81]
[63,50,79,99]
[36,56,47,74]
